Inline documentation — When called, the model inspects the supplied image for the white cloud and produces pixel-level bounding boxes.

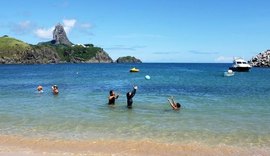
[34,27,54,39]
[80,23,92,29]
[63,19,76,33]
[77,22,94,36]
[10,20,34,35]
[34,19,76,40]
[19,21,31,29]
[214,56,233,63]
[63,19,76,27]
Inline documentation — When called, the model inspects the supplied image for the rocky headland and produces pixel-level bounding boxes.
[0,36,60,64]
[249,50,270,67]
[116,56,142,63]
[0,24,116,64]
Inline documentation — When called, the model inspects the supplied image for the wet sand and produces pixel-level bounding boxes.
[0,135,269,156]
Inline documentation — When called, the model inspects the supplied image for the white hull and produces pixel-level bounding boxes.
[230,57,251,72]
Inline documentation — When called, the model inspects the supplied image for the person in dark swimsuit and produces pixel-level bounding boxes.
[108,90,119,105]
[126,86,138,108]
[168,96,181,110]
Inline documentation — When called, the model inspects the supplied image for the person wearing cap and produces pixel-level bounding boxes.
[52,85,59,95]
[126,86,138,109]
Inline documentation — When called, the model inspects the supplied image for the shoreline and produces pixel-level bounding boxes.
[0,135,269,156]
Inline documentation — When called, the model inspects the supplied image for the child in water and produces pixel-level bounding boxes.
[126,86,138,108]
[37,85,43,93]
[168,96,181,110]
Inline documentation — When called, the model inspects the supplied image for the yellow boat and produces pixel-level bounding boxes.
[130,67,140,72]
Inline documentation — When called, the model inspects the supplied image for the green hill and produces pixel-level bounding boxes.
[0,35,113,64]
[0,36,31,57]
[38,43,112,63]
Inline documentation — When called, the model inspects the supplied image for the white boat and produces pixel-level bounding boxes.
[229,57,251,72]
[224,69,234,77]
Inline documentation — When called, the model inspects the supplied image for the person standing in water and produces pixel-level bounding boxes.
[168,96,181,110]
[126,86,138,109]
[108,90,119,105]
[52,85,59,95]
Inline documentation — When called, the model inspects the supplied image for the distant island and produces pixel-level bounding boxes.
[0,24,141,64]
[116,56,142,63]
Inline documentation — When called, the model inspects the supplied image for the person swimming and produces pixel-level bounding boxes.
[126,86,138,109]
[168,96,181,110]
[52,85,59,95]
[108,90,119,105]
[37,85,43,93]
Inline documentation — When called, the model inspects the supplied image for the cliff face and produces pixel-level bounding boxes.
[54,44,113,63]
[68,49,113,63]
[249,50,270,67]
[0,49,60,64]
[116,56,142,63]
[0,36,60,64]
[85,50,113,63]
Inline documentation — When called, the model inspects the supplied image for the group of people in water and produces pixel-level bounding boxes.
[37,85,181,110]
[108,86,181,110]
[108,86,139,109]
[37,85,59,95]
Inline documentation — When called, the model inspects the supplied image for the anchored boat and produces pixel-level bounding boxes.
[229,57,252,72]
[130,67,139,72]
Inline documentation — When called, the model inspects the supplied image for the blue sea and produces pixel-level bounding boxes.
[0,63,270,151]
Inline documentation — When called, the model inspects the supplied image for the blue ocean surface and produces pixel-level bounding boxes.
[0,63,270,147]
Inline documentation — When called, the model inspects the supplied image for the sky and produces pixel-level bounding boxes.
[1,0,270,62]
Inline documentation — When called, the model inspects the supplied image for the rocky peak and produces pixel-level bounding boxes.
[52,24,73,46]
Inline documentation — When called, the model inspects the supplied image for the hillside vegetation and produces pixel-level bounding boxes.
[0,36,113,64]
[0,36,31,57]
[116,56,142,63]
[52,44,103,62]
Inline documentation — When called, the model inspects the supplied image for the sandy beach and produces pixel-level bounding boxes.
[0,135,269,156]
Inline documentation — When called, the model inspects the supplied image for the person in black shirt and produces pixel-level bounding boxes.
[126,86,138,108]
[108,90,119,105]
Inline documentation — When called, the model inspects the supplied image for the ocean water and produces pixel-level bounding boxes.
[0,63,270,148]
